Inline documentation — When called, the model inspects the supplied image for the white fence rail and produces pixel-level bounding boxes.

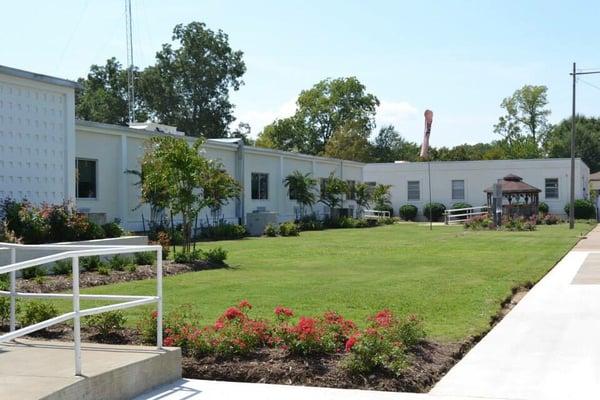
[444,206,489,225]
[363,209,391,220]
[0,242,163,376]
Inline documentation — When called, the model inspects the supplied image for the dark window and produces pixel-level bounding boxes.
[545,178,559,199]
[451,180,465,200]
[251,173,269,200]
[407,181,420,201]
[76,159,97,199]
[347,180,356,200]
[320,178,329,196]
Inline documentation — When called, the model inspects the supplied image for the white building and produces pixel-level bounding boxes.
[0,65,590,230]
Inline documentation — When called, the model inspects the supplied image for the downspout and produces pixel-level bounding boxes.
[340,159,344,210]
[236,140,246,225]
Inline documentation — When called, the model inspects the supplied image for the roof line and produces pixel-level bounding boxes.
[0,65,79,89]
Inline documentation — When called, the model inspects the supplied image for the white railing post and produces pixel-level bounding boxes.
[9,248,16,332]
[72,256,82,376]
[156,248,163,350]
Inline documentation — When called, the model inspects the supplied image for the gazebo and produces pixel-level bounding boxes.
[484,174,541,218]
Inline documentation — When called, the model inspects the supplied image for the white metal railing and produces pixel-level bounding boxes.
[0,242,163,376]
[444,206,489,224]
[363,209,391,219]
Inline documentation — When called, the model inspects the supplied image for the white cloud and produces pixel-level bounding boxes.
[375,100,419,132]
[235,98,297,138]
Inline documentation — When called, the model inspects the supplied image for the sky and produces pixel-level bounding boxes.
[2,0,599,146]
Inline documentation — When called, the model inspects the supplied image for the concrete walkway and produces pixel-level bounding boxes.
[137,226,600,400]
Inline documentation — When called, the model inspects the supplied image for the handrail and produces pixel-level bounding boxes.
[363,209,391,219]
[0,241,163,376]
[444,206,489,225]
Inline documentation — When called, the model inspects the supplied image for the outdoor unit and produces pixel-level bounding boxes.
[246,211,278,236]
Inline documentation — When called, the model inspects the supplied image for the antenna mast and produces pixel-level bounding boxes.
[125,0,135,124]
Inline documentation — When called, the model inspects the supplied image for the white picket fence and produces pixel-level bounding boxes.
[444,206,489,224]
[0,242,163,376]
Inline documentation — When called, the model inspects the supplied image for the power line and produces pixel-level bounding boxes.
[578,77,600,92]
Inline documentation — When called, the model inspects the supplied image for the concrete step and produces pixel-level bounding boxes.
[0,339,181,400]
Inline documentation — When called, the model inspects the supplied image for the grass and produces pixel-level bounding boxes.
[58,222,593,342]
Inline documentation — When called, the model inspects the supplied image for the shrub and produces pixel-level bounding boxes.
[125,263,137,273]
[0,297,12,326]
[564,199,596,220]
[464,215,495,230]
[374,204,394,217]
[22,266,46,280]
[502,216,537,231]
[279,222,300,236]
[81,221,106,241]
[101,221,123,238]
[204,247,228,265]
[199,222,247,241]
[543,213,561,225]
[263,224,279,237]
[399,204,418,221]
[451,202,472,216]
[134,252,155,265]
[52,259,72,275]
[173,249,203,264]
[20,301,58,326]
[297,214,324,231]
[538,202,549,214]
[150,231,171,260]
[85,311,127,337]
[343,311,425,376]
[379,217,395,225]
[423,203,447,222]
[81,255,103,272]
[108,255,132,271]
[138,310,159,345]
[98,266,111,276]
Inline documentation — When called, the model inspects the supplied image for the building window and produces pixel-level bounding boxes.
[347,180,356,200]
[76,159,97,199]
[545,178,559,199]
[452,180,465,200]
[251,173,269,200]
[407,181,420,201]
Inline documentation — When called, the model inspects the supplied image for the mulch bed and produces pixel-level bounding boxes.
[16,260,222,293]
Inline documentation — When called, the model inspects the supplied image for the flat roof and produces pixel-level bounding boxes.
[0,65,79,89]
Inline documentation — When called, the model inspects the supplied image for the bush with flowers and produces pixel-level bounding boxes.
[138,302,425,374]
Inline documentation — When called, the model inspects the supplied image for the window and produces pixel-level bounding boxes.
[320,178,329,196]
[346,180,356,200]
[545,178,559,199]
[451,180,465,200]
[407,181,420,201]
[76,159,97,199]
[251,173,269,200]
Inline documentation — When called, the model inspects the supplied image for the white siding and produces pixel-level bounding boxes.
[0,72,75,203]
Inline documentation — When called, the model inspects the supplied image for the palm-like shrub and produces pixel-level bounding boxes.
[284,171,317,218]
[373,184,393,216]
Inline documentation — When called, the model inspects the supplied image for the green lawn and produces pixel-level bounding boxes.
[70,222,592,342]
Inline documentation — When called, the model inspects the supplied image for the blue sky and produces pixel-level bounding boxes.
[2,0,599,146]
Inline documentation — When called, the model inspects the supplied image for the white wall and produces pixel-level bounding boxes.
[0,70,75,203]
[364,159,590,217]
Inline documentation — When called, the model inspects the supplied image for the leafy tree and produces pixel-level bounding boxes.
[371,125,419,162]
[544,115,600,172]
[283,171,317,218]
[354,183,372,216]
[319,172,348,210]
[372,184,392,213]
[138,22,246,138]
[201,161,241,223]
[259,77,379,155]
[75,58,147,125]
[323,121,373,162]
[230,122,255,145]
[125,168,169,226]
[494,85,551,156]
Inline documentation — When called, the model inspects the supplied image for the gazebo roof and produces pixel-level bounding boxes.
[484,174,541,194]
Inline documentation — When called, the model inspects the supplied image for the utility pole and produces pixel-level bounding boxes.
[125,0,135,124]
[569,64,600,229]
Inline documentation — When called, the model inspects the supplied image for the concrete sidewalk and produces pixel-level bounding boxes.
[432,225,600,399]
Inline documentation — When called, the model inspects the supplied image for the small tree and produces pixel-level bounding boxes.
[141,136,209,253]
[201,160,241,224]
[354,183,372,217]
[283,171,317,218]
[372,184,392,214]
[319,172,348,211]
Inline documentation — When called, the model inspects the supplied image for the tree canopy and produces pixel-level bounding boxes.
[544,115,600,172]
